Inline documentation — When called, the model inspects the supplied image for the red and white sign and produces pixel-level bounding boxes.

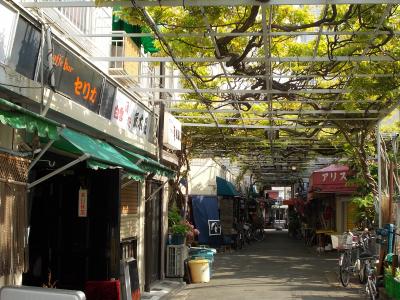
[78,188,88,217]
[309,164,356,194]
[111,90,151,138]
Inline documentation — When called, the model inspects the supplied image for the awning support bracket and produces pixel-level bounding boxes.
[28,153,90,190]
[144,179,169,203]
[28,140,55,172]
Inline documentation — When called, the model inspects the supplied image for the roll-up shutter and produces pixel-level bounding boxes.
[120,181,140,239]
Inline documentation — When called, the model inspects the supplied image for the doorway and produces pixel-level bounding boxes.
[144,180,162,291]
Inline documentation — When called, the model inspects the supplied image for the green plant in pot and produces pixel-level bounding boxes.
[170,223,191,245]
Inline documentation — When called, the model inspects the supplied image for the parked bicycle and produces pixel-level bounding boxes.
[253,226,265,242]
[338,231,365,287]
[362,252,379,299]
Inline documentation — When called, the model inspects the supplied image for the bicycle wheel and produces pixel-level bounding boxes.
[339,252,351,287]
[357,260,367,284]
[366,278,377,300]
[254,228,265,241]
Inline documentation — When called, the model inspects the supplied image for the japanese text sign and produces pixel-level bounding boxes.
[46,41,104,113]
[111,90,151,138]
[314,171,348,185]
[163,112,182,150]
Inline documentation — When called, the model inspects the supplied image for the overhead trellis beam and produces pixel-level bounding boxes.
[182,123,336,129]
[169,108,379,114]
[66,30,400,38]
[131,87,348,94]
[92,55,397,63]
[174,115,379,121]
[111,73,400,80]
[143,99,378,104]
[22,0,400,8]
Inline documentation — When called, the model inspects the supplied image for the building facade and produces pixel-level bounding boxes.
[0,0,178,293]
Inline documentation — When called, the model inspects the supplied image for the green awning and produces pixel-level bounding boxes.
[52,128,146,176]
[116,146,175,179]
[87,160,143,181]
[0,98,60,140]
[216,176,239,197]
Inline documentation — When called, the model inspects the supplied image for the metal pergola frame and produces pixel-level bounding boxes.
[20,0,400,185]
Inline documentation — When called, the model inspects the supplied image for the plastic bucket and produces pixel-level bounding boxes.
[188,259,210,283]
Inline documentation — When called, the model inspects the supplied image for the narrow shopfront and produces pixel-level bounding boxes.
[308,164,357,233]
[144,180,163,291]
[25,162,122,289]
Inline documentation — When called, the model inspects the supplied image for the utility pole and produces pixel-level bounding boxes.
[158,62,165,162]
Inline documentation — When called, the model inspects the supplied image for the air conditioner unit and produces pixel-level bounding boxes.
[166,245,188,277]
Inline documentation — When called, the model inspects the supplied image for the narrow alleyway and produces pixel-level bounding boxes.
[170,230,364,300]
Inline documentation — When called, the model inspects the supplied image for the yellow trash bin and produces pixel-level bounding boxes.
[188,259,210,283]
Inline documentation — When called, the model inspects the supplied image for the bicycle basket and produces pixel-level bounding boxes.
[337,233,354,250]
[363,236,379,256]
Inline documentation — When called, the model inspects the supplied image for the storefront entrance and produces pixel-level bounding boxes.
[24,154,121,290]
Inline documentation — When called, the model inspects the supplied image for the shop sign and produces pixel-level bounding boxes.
[111,90,151,139]
[315,171,347,185]
[78,188,88,217]
[208,220,221,236]
[163,112,181,150]
[47,41,104,113]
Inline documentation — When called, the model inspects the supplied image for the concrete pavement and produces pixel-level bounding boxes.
[168,230,365,300]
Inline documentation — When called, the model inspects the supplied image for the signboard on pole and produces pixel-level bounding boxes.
[111,90,151,139]
[163,112,181,150]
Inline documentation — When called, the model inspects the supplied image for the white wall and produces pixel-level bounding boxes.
[189,158,238,195]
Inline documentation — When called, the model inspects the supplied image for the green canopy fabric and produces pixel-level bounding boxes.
[53,128,146,177]
[216,176,239,197]
[87,160,143,181]
[116,146,175,179]
[112,9,159,54]
[0,98,60,140]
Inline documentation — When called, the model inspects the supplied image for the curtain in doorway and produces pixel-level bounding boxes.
[0,153,29,278]
[0,182,28,277]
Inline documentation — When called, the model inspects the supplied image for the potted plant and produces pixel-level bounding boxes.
[168,208,199,245]
[170,223,191,245]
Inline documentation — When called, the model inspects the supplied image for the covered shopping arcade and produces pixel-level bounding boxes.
[22,0,400,218]
[1,0,400,298]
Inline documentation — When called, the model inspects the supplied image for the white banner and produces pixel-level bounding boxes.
[163,112,182,150]
[111,90,150,138]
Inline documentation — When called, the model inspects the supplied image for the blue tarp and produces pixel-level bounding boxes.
[192,195,219,244]
[216,176,239,196]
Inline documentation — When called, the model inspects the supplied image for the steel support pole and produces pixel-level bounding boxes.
[377,121,382,228]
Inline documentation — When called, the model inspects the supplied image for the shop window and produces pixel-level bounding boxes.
[8,17,41,80]
[99,80,116,120]
[0,2,18,65]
